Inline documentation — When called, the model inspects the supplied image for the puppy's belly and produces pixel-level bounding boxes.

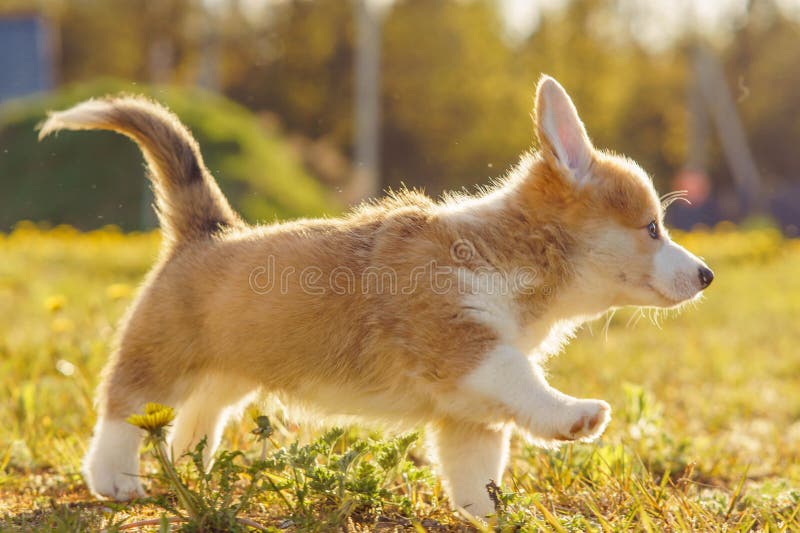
[282,382,437,425]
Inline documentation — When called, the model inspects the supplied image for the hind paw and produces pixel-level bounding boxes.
[86,470,146,501]
[83,417,146,501]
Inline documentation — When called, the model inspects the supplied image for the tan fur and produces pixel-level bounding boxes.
[40,76,712,511]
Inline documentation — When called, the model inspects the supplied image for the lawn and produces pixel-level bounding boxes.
[1,223,799,531]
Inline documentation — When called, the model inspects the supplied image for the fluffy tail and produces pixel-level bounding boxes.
[39,96,243,246]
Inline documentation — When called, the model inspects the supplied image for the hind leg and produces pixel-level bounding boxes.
[168,375,257,467]
[428,418,511,517]
[168,395,226,465]
[83,353,195,500]
[83,416,146,500]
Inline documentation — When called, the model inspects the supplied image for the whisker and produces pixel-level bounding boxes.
[660,190,687,202]
[647,308,663,329]
[626,308,644,328]
[602,309,617,341]
[661,190,692,211]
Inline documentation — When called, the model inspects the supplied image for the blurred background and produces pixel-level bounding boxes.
[3,4,800,528]
[0,0,798,232]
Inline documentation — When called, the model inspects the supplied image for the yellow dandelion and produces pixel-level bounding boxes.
[247,405,261,423]
[144,402,171,415]
[44,294,67,312]
[127,403,176,434]
[51,317,74,333]
[106,283,133,300]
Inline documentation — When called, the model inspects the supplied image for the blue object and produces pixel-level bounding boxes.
[0,15,54,103]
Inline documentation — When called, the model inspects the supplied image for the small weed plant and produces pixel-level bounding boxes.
[122,404,438,531]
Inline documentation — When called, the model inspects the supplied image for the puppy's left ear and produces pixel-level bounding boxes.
[535,76,594,184]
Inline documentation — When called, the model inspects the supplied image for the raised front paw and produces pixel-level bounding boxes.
[555,399,611,442]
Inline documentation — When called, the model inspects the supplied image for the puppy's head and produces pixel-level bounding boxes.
[529,75,713,309]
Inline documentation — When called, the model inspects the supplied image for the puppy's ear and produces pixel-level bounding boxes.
[534,75,594,184]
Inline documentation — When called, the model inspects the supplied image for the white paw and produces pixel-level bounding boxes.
[555,399,611,442]
[85,467,146,500]
[453,488,497,519]
[83,417,146,500]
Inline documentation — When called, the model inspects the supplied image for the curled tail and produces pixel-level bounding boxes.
[39,96,243,246]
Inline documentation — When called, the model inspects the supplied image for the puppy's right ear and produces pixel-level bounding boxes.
[534,75,595,185]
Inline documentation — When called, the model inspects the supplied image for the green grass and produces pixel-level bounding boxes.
[1,223,799,531]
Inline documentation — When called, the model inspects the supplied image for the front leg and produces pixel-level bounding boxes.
[462,345,611,442]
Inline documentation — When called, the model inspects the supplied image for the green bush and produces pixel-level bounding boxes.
[0,79,336,231]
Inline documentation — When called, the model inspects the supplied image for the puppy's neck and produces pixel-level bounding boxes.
[439,155,616,328]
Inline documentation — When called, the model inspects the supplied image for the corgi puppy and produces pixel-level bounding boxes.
[39,76,713,516]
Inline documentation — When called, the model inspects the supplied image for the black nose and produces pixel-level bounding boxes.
[698,267,714,289]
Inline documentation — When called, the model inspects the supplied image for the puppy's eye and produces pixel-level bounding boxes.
[647,220,660,240]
